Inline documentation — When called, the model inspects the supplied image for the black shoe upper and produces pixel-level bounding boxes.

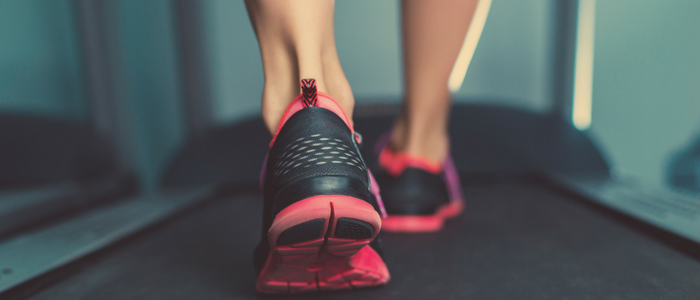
[374,166,451,216]
[255,107,382,272]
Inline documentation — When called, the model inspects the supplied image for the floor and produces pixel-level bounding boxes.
[27,183,700,300]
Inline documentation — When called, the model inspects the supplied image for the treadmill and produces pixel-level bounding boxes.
[2,103,700,300]
[2,1,699,299]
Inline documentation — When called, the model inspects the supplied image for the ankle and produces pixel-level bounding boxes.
[261,84,295,134]
[262,79,355,136]
[324,77,355,120]
[389,118,450,164]
[400,133,450,165]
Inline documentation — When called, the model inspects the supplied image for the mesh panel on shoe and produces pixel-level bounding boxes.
[374,168,451,215]
[272,135,365,176]
[265,107,368,196]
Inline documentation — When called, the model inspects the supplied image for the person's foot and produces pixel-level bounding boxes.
[372,133,464,232]
[254,79,390,294]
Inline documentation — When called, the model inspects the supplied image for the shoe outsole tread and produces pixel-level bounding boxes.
[256,195,390,294]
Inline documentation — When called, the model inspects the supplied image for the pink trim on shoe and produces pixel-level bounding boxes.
[257,195,389,293]
[381,201,464,232]
[368,170,387,217]
[378,147,443,177]
[442,155,464,204]
[260,153,269,192]
[269,91,354,148]
[373,132,466,232]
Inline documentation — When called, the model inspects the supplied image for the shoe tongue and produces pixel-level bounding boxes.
[269,79,354,148]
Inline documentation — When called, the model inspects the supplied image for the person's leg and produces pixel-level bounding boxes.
[245,0,354,134]
[375,0,480,232]
[246,1,390,293]
[391,0,479,163]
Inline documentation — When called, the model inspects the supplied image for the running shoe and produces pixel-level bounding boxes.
[372,133,464,232]
[254,79,390,294]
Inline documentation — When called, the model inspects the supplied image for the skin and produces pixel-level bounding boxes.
[245,0,479,163]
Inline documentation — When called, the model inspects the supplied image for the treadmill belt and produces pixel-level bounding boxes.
[25,183,700,300]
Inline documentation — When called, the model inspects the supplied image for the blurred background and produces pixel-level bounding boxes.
[2,1,700,298]
[0,0,699,192]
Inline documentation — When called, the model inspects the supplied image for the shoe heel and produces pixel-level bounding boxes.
[256,195,389,294]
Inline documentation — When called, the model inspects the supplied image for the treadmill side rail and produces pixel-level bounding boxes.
[0,176,134,240]
[0,183,78,237]
[0,186,216,295]
[553,175,700,244]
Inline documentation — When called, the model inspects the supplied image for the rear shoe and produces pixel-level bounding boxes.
[254,79,390,294]
[372,133,465,232]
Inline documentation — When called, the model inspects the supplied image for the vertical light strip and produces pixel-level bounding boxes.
[448,0,493,93]
[572,0,596,130]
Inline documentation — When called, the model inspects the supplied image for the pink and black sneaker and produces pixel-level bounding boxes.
[254,79,390,294]
[373,134,465,232]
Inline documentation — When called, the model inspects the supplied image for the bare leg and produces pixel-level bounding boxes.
[392,0,479,163]
[245,0,354,134]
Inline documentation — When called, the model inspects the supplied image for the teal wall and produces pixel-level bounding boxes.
[2,0,699,190]
[335,0,553,110]
[203,0,263,123]
[202,0,555,125]
[0,0,186,190]
[591,0,700,187]
[203,0,700,189]
[112,0,186,189]
[0,0,85,119]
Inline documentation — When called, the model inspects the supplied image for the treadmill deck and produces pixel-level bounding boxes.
[24,183,700,300]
